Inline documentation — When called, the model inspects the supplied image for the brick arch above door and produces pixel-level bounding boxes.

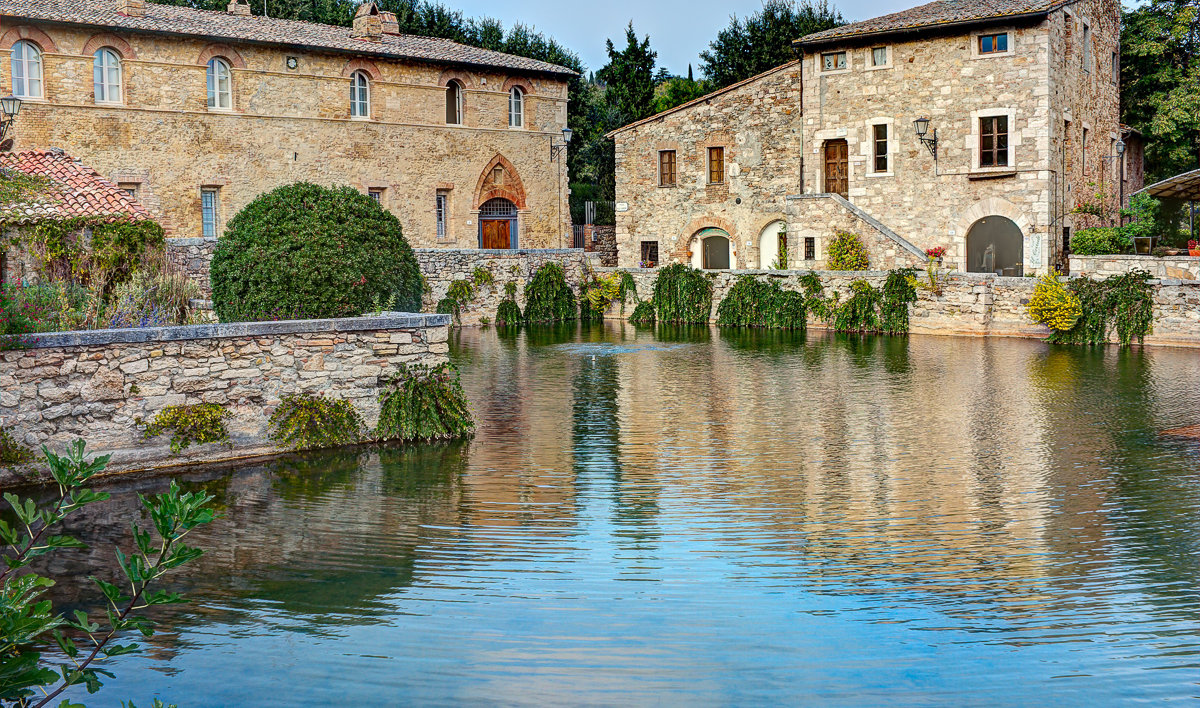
[474,154,527,209]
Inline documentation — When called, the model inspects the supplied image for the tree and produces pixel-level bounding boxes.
[597,22,659,125]
[699,0,843,88]
[1121,0,1200,181]
[654,76,711,113]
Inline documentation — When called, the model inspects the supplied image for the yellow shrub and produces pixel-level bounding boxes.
[1026,272,1081,332]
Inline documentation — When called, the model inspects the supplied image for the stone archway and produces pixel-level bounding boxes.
[474,154,527,210]
[966,216,1024,276]
[956,197,1034,272]
[689,228,735,270]
[758,220,786,268]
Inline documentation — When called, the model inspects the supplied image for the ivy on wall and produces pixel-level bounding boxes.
[138,403,232,455]
[268,391,365,452]
[826,269,918,335]
[523,262,577,324]
[652,263,713,324]
[1049,270,1155,346]
[376,363,475,442]
[11,217,165,290]
[879,268,918,335]
[629,299,656,324]
[830,280,881,333]
[496,298,523,326]
[715,276,808,329]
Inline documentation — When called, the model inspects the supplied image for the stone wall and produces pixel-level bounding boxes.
[416,248,600,326]
[2,19,571,245]
[165,237,218,298]
[1070,254,1200,281]
[583,225,617,267]
[598,266,1200,346]
[0,313,449,479]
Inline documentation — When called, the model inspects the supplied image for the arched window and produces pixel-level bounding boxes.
[93,48,122,104]
[350,70,370,118]
[10,41,43,99]
[508,86,523,128]
[206,57,232,110]
[445,80,463,125]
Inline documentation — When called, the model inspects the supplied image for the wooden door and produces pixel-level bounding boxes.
[824,139,849,197]
[481,220,511,249]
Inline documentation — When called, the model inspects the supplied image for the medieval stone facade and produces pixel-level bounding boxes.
[0,0,573,248]
[611,0,1135,276]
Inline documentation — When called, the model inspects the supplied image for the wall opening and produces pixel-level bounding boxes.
[966,215,1023,276]
[479,197,518,249]
[758,220,786,268]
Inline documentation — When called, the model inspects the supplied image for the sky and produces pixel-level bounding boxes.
[442,0,914,75]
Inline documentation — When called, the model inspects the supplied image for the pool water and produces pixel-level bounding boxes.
[48,323,1200,705]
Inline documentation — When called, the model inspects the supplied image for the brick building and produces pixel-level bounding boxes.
[610,0,1142,275]
[0,0,574,248]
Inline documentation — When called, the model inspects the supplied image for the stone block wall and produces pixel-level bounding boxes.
[0,313,449,478]
[416,248,601,326]
[165,237,218,298]
[1070,254,1200,281]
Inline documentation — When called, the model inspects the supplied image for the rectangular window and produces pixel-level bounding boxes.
[873,124,888,173]
[118,183,139,199]
[822,52,847,71]
[1082,23,1091,71]
[658,150,676,187]
[978,33,1008,55]
[368,188,384,204]
[201,188,220,238]
[1112,51,1119,84]
[436,191,448,240]
[640,241,659,268]
[979,116,1009,167]
[804,237,816,261]
[871,47,887,67]
[707,147,725,184]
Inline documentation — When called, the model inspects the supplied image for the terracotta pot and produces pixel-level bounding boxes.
[1189,249,1200,257]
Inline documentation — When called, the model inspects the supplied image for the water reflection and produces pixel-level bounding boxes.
[41,323,1200,705]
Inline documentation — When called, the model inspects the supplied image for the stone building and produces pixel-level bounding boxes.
[610,0,1140,275]
[0,0,574,248]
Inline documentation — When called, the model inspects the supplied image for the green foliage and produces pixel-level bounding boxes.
[0,427,34,466]
[880,268,918,335]
[523,262,577,323]
[1121,193,1163,244]
[1050,271,1156,346]
[1071,227,1130,255]
[471,266,494,287]
[376,363,475,442]
[796,272,831,319]
[831,279,881,333]
[652,263,713,324]
[0,171,52,213]
[584,272,621,314]
[447,279,475,306]
[618,271,638,306]
[103,256,202,329]
[653,76,711,113]
[699,0,844,87]
[140,403,232,455]
[496,298,523,326]
[435,297,459,320]
[629,299,656,324]
[715,276,808,329]
[504,281,518,298]
[268,392,365,451]
[12,218,165,291]
[209,183,422,322]
[0,440,213,706]
[827,231,870,271]
[597,22,659,125]
[1027,272,1083,332]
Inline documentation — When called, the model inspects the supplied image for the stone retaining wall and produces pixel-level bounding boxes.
[599,267,1200,346]
[416,248,600,326]
[0,313,450,481]
[1070,254,1200,281]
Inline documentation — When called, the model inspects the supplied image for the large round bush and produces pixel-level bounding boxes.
[210,183,422,322]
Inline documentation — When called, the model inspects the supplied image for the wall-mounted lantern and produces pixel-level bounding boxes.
[0,95,23,149]
[914,117,938,159]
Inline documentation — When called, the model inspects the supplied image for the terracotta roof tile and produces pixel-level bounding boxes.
[798,0,1065,46]
[0,149,153,223]
[0,0,575,76]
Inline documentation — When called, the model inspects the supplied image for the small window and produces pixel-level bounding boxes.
[1111,51,1119,84]
[658,150,677,187]
[978,33,1008,55]
[1082,127,1089,173]
[707,147,725,185]
[207,57,232,110]
[436,191,448,239]
[873,124,888,173]
[201,188,220,237]
[1082,22,1091,71]
[446,81,463,125]
[980,116,1009,167]
[368,188,384,204]
[871,47,888,67]
[509,87,524,128]
[118,182,139,199]
[93,48,123,103]
[640,241,659,268]
[822,51,847,71]
[10,41,43,99]
[351,71,370,118]
[804,237,815,261]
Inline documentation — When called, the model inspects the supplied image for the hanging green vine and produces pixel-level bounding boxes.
[652,263,713,324]
[435,297,460,323]
[830,280,882,333]
[138,403,232,455]
[375,363,475,442]
[618,271,639,314]
[1050,270,1154,346]
[715,276,808,329]
[523,262,577,323]
[496,298,523,326]
[472,266,494,287]
[797,272,831,319]
[14,217,164,289]
[629,299,656,324]
[447,279,475,305]
[880,268,918,335]
[0,427,34,467]
[268,391,365,451]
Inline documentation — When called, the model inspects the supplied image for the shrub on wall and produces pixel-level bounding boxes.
[209,183,422,322]
[880,268,918,334]
[376,363,475,442]
[653,263,713,324]
[1070,227,1128,255]
[827,231,870,271]
[0,427,34,466]
[139,403,232,455]
[524,262,577,323]
[629,299,656,324]
[1026,272,1082,332]
[268,391,365,451]
[715,276,808,329]
[830,279,881,332]
[496,298,523,326]
[1050,270,1154,346]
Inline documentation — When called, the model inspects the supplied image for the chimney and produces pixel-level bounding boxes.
[380,11,399,36]
[351,2,382,42]
[227,0,251,16]
[117,0,146,17]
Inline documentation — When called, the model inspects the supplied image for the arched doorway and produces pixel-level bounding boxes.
[966,216,1023,276]
[690,228,733,270]
[479,198,518,249]
[758,220,786,268]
